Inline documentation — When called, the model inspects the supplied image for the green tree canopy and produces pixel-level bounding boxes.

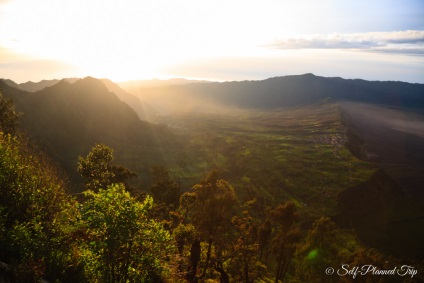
[77,143,136,192]
[148,166,180,207]
[0,133,80,282]
[295,216,355,283]
[79,183,174,282]
[0,91,21,135]
[77,143,115,191]
[182,170,239,281]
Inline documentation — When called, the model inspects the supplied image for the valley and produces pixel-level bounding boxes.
[1,74,424,282]
[157,103,375,215]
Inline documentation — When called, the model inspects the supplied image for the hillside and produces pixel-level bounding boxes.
[2,77,156,122]
[1,74,424,264]
[337,101,424,258]
[0,77,176,188]
[100,79,157,121]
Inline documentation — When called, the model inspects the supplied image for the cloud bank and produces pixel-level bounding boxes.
[269,30,424,55]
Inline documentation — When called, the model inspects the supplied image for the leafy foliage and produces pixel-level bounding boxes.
[149,166,180,207]
[179,170,239,281]
[0,133,80,282]
[228,207,267,283]
[78,184,173,282]
[295,217,356,283]
[78,143,115,191]
[0,91,21,135]
[190,170,238,243]
[268,202,301,282]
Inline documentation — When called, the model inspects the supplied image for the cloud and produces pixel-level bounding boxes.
[162,48,424,84]
[268,30,424,55]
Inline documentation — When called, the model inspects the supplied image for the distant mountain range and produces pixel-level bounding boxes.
[1,73,423,189]
[119,78,209,88]
[119,73,424,113]
[6,74,424,115]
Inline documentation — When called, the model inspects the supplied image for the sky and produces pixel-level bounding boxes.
[0,0,423,83]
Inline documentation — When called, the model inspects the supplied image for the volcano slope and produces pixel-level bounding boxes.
[338,102,424,259]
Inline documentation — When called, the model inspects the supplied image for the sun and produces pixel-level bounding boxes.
[1,0,278,81]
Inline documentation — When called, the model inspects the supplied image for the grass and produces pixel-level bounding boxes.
[152,103,376,216]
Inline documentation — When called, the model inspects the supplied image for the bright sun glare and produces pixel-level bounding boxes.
[1,0,313,81]
[0,0,423,83]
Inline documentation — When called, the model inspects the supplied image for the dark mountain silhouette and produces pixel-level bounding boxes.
[2,77,156,121]
[121,73,424,112]
[1,79,24,91]
[0,77,174,187]
[2,78,80,92]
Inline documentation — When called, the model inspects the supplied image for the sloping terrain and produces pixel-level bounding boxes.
[100,79,157,121]
[338,102,424,259]
[341,102,424,194]
[0,77,176,188]
[2,77,156,122]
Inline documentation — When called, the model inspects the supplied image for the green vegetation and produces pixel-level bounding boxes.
[0,137,174,282]
[79,184,173,282]
[161,103,375,218]
[0,91,21,135]
[1,93,422,282]
[0,132,78,281]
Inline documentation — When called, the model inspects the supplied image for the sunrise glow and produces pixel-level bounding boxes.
[0,0,423,83]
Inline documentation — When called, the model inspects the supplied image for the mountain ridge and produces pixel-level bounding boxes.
[0,77,175,188]
[118,73,424,113]
[1,77,156,122]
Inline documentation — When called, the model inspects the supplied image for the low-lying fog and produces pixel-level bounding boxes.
[340,101,424,165]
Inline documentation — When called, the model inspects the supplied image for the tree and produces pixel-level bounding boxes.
[347,247,393,283]
[229,204,268,283]
[171,223,198,282]
[185,170,238,281]
[78,143,114,191]
[173,223,196,256]
[176,192,200,282]
[295,217,353,283]
[79,183,174,282]
[268,202,301,283]
[0,133,81,282]
[77,144,136,192]
[258,219,272,263]
[178,192,197,223]
[148,166,181,219]
[110,164,137,190]
[0,92,21,135]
